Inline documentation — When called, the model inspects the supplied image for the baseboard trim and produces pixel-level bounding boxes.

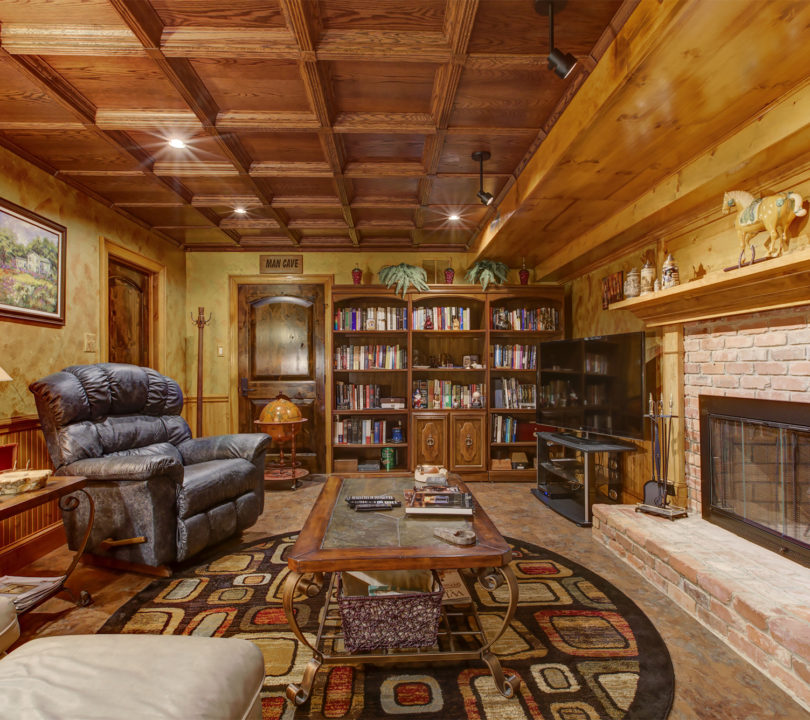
[0,522,65,574]
[80,553,172,578]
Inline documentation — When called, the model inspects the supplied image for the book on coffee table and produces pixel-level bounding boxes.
[404,490,473,515]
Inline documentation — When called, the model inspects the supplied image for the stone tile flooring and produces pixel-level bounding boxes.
[15,479,808,719]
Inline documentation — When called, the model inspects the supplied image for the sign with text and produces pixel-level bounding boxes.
[259,254,303,274]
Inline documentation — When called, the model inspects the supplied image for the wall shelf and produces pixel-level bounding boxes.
[609,243,810,326]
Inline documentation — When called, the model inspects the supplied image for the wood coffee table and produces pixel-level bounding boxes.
[283,474,520,705]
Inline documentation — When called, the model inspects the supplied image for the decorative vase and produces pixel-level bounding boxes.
[519,258,530,285]
[351,265,362,285]
[640,259,655,295]
[444,267,455,284]
[662,253,680,289]
[624,268,640,298]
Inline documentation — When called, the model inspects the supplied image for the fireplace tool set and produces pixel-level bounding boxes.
[636,394,688,520]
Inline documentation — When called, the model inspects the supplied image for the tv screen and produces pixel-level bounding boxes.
[538,331,645,440]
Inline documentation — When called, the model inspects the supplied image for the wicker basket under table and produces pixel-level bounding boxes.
[336,572,444,653]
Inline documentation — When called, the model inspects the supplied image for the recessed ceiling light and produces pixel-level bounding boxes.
[448,214,461,221]
[234,207,247,215]
[168,138,186,149]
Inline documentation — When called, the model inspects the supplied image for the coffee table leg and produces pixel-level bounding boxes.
[477,564,521,697]
[283,570,323,705]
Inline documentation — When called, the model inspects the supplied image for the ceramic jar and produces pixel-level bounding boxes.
[351,264,362,285]
[662,253,680,289]
[519,258,530,285]
[640,260,655,295]
[444,267,455,284]
[624,268,640,298]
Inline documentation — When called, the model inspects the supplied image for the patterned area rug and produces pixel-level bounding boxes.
[99,533,674,719]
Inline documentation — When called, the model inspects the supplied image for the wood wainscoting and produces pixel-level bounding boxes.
[0,416,64,574]
[182,395,231,438]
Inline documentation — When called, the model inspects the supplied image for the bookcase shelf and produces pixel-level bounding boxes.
[330,284,564,479]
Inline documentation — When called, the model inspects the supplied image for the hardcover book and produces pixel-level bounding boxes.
[404,490,473,515]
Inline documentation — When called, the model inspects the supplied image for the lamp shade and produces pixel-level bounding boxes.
[0,366,12,382]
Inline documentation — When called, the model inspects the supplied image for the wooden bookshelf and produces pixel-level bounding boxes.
[330,284,564,480]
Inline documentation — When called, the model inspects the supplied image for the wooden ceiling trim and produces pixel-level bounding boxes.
[95,109,202,131]
[344,162,425,178]
[444,0,479,57]
[316,30,451,62]
[220,218,281,229]
[333,113,435,134]
[0,121,85,131]
[153,161,240,176]
[116,202,186,208]
[0,24,144,56]
[160,27,299,59]
[464,55,547,70]
[352,198,419,209]
[215,111,320,130]
[250,162,332,177]
[191,195,261,207]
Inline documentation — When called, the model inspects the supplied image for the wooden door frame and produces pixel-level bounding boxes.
[99,238,166,370]
[228,274,334,470]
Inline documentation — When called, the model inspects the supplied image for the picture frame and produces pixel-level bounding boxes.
[0,197,66,326]
[601,270,624,310]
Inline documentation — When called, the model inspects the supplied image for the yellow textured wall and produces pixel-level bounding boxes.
[0,145,187,420]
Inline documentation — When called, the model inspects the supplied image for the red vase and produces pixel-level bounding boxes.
[351,266,362,285]
[444,267,455,284]
[519,267,530,285]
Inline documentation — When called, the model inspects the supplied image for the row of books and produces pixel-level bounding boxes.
[334,344,407,370]
[412,306,472,331]
[335,382,384,410]
[492,344,537,369]
[491,377,536,409]
[334,306,408,331]
[584,384,608,406]
[491,414,524,443]
[584,352,609,374]
[333,418,403,445]
[491,306,559,331]
[412,380,485,409]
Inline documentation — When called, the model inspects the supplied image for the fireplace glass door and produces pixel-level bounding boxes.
[701,395,810,566]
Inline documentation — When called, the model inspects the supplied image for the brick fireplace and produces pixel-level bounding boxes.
[593,303,810,711]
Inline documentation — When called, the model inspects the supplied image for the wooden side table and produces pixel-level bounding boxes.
[0,476,94,613]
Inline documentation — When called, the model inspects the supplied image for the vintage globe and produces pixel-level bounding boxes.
[255,395,304,441]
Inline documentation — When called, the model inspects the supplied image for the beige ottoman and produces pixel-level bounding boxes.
[0,599,265,720]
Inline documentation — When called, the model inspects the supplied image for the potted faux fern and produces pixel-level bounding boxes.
[465,260,509,291]
[378,263,430,297]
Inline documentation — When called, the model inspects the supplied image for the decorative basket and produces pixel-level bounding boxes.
[337,572,444,653]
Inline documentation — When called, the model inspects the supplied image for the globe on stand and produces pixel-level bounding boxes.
[255,393,309,489]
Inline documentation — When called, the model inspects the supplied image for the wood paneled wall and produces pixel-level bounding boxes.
[0,417,63,574]
[182,396,231,438]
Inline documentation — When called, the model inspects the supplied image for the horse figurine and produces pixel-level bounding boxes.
[723,190,807,266]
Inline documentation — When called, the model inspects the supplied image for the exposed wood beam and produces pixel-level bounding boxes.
[249,161,332,177]
[316,30,450,62]
[161,27,299,58]
[95,109,202,131]
[215,111,320,130]
[344,162,425,178]
[333,113,436,134]
[0,24,143,56]
[191,195,261,207]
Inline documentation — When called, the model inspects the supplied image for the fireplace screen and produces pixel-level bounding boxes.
[700,395,810,566]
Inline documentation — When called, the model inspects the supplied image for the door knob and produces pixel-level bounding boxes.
[426,436,435,447]
[465,434,473,447]
[239,378,256,397]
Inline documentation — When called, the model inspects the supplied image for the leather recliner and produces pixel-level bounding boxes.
[29,363,270,567]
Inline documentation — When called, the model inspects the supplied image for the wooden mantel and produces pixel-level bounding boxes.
[610,242,810,327]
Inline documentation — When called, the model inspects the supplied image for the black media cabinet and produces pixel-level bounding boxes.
[532,431,634,526]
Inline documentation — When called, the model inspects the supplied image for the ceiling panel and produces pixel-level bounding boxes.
[329,61,437,114]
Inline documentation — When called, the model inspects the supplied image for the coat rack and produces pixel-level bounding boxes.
[191,306,212,437]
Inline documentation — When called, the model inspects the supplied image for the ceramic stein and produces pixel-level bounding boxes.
[640,260,655,295]
[662,253,680,289]
[624,268,640,298]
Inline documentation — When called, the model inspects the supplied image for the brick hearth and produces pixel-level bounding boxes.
[593,505,810,711]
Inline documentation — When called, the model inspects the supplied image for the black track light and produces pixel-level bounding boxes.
[472,151,494,207]
[535,0,577,79]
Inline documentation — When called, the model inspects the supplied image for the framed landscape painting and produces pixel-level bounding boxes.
[0,197,66,326]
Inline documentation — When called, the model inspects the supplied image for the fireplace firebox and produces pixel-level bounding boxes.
[699,395,810,567]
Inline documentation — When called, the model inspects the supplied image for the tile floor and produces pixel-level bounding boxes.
[14,479,808,719]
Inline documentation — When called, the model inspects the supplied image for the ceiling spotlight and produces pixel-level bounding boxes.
[168,138,186,149]
[234,207,247,215]
[472,150,494,207]
[535,0,578,79]
[448,213,461,222]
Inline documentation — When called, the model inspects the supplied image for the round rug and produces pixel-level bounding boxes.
[99,534,674,719]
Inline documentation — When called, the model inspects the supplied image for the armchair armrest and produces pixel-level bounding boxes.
[178,434,270,465]
[60,455,183,483]
[0,596,20,653]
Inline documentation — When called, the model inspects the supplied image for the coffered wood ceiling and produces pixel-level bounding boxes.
[0,0,627,253]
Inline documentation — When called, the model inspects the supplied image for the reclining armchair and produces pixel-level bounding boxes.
[29,363,269,569]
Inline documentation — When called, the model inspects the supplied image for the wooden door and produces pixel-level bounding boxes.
[237,283,326,474]
[413,414,448,467]
[108,259,151,366]
[451,414,486,471]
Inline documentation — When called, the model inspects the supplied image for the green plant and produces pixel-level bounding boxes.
[465,260,509,290]
[378,263,430,297]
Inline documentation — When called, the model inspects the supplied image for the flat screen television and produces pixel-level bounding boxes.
[537,331,645,440]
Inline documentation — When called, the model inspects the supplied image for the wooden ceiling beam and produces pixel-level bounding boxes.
[333,113,436,134]
[250,161,333,177]
[160,27,299,59]
[316,30,450,62]
[0,24,144,56]
[344,162,425,178]
[215,111,320,130]
[95,109,202,131]
[191,195,261,207]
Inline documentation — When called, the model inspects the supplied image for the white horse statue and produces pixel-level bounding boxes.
[723,190,807,266]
